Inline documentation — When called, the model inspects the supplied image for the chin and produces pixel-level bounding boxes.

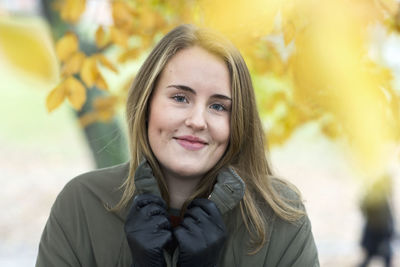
[169,165,207,179]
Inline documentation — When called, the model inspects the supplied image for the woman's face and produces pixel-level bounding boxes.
[148,46,231,181]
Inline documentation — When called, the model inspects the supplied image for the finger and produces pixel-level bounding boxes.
[185,207,227,239]
[180,215,201,231]
[184,206,206,223]
[146,229,173,250]
[187,199,226,231]
[173,227,188,246]
[158,229,173,247]
[156,216,172,230]
[174,222,207,252]
[133,194,167,209]
[174,219,201,241]
[190,198,221,218]
[140,202,168,217]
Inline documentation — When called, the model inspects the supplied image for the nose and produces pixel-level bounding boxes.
[185,106,207,131]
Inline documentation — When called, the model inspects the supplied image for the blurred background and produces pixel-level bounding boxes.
[1,0,400,266]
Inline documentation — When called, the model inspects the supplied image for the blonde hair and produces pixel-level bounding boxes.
[117,24,304,253]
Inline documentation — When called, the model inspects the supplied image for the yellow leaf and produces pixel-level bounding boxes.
[95,26,110,48]
[118,48,140,63]
[376,0,399,17]
[138,6,165,32]
[395,4,400,32]
[93,96,118,121]
[79,95,119,126]
[0,17,59,83]
[60,0,86,23]
[320,115,341,139]
[80,56,110,90]
[139,7,159,32]
[97,54,118,73]
[249,43,285,75]
[61,51,85,77]
[46,83,67,112]
[97,110,114,121]
[80,56,97,88]
[141,35,153,49]
[112,1,136,30]
[199,0,279,43]
[283,21,296,45]
[110,26,129,48]
[289,0,397,175]
[65,76,86,110]
[96,73,109,90]
[56,32,79,62]
[79,112,98,127]
[93,95,118,109]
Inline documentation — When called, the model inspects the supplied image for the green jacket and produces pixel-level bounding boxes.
[36,162,319,266]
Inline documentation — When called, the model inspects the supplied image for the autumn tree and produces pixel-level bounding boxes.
[46,0,400,175]
[42,0,129,168]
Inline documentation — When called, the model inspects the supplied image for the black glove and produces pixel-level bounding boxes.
[124,194,173,267]
[174,199,227,267]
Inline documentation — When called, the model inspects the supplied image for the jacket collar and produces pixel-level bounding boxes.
[208,167,245,214]
[134,160,163,198]
[133,160,245,215]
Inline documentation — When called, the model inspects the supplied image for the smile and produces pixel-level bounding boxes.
[174,136,208,151]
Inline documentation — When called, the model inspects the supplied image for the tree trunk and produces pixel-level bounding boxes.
[41,0,129,168]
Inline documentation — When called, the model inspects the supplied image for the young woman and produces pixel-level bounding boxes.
[36,24,319,267]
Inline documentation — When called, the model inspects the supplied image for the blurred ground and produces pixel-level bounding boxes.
[271,125,400,267]
[0,66,399,266]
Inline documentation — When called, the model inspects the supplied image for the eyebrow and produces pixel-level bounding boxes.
[167,84,232,101]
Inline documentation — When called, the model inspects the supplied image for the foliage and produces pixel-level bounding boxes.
[47,0,400,173]
[0,16,59,83]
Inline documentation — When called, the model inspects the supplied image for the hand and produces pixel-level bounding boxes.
[124,194,173,267]
[174,199,227,267]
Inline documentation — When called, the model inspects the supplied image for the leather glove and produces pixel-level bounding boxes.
[174,199,227,267]
[124,194,173,267]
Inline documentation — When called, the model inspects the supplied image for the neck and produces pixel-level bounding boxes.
[165,173,202,210]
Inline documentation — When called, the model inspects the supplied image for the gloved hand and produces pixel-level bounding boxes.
[174,199,227,267]
[124,194,173,267]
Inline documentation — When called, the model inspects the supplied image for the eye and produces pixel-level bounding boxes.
[172,94,188,103]
[210,103,227,112]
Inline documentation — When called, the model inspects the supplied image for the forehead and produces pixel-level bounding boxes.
[158,46,231,94]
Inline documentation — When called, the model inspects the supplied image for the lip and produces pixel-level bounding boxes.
[174,135,208,151]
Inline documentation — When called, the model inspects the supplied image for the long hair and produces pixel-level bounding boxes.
[116,24,304,253]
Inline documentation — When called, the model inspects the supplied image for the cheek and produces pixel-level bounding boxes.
[147,106,164,147]
[148,106,181,142]
[213,117,230,146]
[148,99,167,132]
[148,114,166,143]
